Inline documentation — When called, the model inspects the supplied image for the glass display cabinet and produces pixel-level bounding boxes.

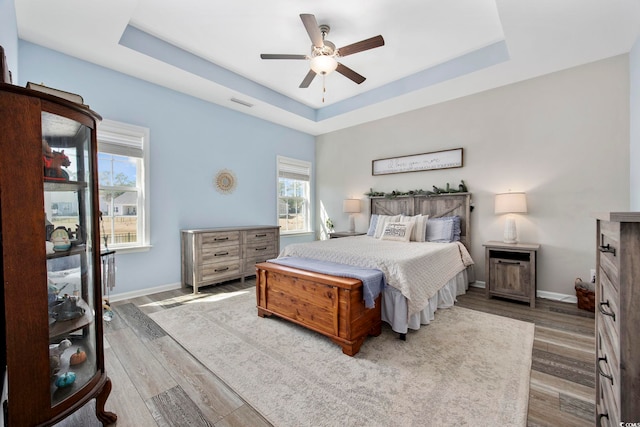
[0,83,116,425]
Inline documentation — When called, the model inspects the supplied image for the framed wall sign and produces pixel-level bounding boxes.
[372,148,463,176]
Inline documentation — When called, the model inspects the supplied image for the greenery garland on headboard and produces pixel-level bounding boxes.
[365,180,468,199]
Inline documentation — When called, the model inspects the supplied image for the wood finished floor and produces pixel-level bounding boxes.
[56,281,595,427]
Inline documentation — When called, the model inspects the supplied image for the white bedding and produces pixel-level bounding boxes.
[279,235,474,316]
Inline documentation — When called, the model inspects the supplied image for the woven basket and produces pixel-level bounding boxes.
[574,278,595,312]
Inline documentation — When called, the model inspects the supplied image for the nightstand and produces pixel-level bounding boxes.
[329,231,367,239]
[484,241,540,307]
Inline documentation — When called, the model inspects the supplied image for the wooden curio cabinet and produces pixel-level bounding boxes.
[0,83,116,425]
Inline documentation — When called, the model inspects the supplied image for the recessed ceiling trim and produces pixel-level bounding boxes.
[316,40,510,121]
[120,24,509,125]
[119,24,315,121]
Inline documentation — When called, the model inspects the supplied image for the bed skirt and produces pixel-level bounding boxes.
[382,268,469,334]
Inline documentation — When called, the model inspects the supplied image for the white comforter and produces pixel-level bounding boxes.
[279,236,474,316]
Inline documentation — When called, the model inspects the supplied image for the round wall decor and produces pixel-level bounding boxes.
[214,169,237,194]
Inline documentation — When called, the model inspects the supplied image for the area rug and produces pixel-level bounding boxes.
[150,290,534,426]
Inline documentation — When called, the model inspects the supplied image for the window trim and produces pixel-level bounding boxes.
[277,155,312,235]
[97,119,151,252]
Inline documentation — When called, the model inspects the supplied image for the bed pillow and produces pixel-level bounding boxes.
[366,214,379,236]
[451,215,462,242]
[399,214,429,242]
[380,222,414,242]
[426,217,456,243]
[374,214,401,238]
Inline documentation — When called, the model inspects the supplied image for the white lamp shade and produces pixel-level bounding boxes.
[310,55,338,75]
[343,199,361,213]
[494,192,527,214]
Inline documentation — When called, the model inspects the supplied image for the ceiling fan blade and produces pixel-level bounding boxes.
[338,35,385,57]
[300,14,324,47]
[299,69,317,88]
[336,63,366,84]
[260,54,307,60]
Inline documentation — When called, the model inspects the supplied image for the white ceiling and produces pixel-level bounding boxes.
[14,0,640,135]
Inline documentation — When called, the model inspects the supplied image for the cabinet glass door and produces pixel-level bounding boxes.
[42,111,97,406]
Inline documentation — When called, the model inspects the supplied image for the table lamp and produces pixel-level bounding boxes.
[343,199,361,233]
[494,192,527,243]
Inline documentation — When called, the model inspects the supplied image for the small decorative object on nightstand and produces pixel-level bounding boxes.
[484,241,540,307]
[329,231,367,239]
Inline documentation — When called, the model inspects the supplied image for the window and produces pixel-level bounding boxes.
[97,120,150,251]
[277,156,311,234]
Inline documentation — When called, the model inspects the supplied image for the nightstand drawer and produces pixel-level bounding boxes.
[489,257,531,297]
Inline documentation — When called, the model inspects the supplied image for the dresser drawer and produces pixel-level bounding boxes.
[597,326,620,408]
[597,373,619,427]
[245,229,277,244]
[597,273,619,341]
[200,244,240,265]
[200,231,240,246]
[199,261,241,283]
[598,221,619,288]
[244,252,278,275]
[246,239,276,255]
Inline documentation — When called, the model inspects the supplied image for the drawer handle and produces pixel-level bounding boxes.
[599,244,616,255]
[597,356,614,385]
[214,251,229,257]
[255,234,267,237]
[497,260,521,266]
[598,300,616,321]
[214,237,229,241]
[255,247,267,251]
[214,267,229,272]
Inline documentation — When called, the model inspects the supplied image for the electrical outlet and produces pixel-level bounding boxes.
[590,269,596,283]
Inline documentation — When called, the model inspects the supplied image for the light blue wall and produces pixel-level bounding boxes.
[630,36,640,210]
[18,41,315,296]
[0,0,18,81]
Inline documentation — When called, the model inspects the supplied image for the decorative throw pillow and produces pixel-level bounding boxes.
[381,222,414,242]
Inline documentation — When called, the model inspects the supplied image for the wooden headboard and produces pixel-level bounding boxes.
[370,193,472,249]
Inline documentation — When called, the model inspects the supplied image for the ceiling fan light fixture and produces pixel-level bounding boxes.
[310,55,338,75]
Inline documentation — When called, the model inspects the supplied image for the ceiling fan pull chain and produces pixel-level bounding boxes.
[322,74,326,103]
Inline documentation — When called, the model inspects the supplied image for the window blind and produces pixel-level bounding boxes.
[97,119,145,158]
[278,156,311,181]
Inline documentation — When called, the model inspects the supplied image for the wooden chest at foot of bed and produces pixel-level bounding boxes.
[255,262,382,356]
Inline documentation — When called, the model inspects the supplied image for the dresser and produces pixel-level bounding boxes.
[181,226,280,293]
[594,213,640,426]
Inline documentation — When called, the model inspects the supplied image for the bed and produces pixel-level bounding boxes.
[255,192,474,355]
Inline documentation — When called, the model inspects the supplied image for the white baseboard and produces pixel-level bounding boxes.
[108,282,183,302]
[536,290,577,304]
[469,281,577,303]
[470,280,485,288]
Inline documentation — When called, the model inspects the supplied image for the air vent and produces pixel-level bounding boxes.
[230,97,254,108]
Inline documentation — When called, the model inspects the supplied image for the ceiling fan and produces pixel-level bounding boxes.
[260,13,385,89]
